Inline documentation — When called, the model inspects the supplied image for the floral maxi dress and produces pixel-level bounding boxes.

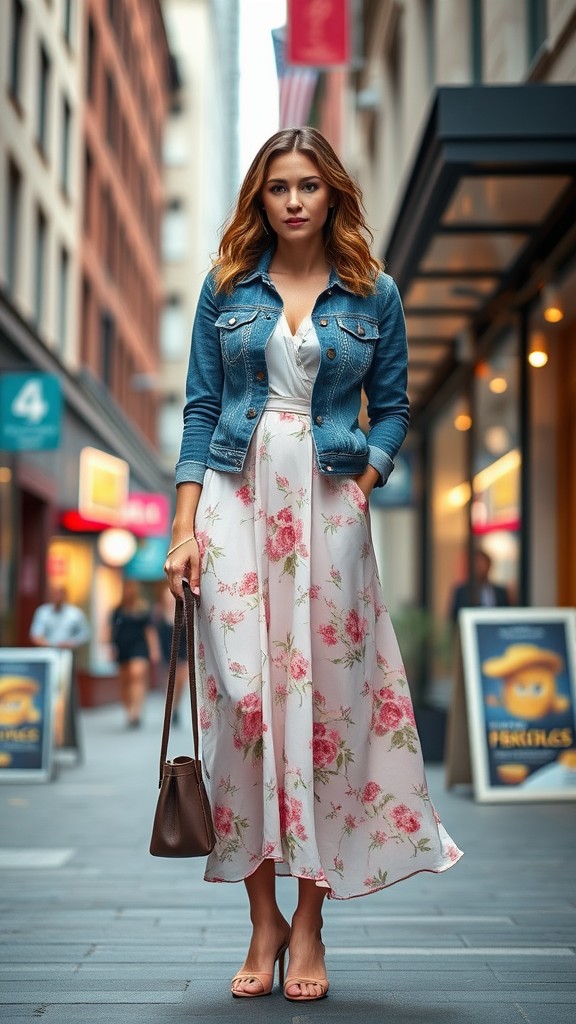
[195,314,463,898]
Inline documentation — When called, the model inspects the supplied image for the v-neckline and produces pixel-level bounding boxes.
[281,311,312,339]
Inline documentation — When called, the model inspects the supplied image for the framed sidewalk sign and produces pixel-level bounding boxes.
[0,649,59,782]
[459,609,576,802]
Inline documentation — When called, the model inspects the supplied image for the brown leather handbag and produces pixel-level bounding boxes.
[150,579,215,858]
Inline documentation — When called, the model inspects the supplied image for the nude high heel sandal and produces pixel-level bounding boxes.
[230,941,289,998]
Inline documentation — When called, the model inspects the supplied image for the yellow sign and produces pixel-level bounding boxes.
[78,447,129,523]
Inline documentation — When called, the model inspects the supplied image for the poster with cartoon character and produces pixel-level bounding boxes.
[459,609,576,802]
[0,649,60,782]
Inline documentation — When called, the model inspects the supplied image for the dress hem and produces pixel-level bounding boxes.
[203,850,464,901]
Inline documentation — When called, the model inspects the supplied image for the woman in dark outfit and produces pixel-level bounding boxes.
[110,580,160,727]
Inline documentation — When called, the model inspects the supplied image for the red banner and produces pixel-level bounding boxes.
[287,0,350,67]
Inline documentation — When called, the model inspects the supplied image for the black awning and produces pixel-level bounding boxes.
[383,85,576,417]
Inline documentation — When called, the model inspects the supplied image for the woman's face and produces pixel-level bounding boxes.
[260,151,332,244]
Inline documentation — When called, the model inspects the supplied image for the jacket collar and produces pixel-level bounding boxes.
[238,248,356,294]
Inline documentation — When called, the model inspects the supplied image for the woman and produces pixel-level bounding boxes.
[110,580,160,728]
[164,127,462,1001]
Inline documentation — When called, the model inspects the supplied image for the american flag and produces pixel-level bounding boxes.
[272,26,319,129]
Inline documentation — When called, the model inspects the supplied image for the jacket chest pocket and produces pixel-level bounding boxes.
[216,310,258,364]
[337,317,378,376]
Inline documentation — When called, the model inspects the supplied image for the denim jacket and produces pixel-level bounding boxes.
[175,250,409,488]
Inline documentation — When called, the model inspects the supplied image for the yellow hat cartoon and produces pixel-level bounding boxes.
[0,677,41,726]
[482,644,568,720]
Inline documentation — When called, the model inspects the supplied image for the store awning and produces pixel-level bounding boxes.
[384,85,576,420]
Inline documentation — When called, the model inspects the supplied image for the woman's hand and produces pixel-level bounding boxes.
[164,536,201,601]
[354,464,380,501]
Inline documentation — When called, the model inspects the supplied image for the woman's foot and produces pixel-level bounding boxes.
[231,917,291,997]
[284,914,329,1001]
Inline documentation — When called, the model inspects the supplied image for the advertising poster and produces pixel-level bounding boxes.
[459,609,576,802]
[0,649,59,782]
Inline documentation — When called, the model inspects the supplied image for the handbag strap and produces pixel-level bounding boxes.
[157,579,200,787]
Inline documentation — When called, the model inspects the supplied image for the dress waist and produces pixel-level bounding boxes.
[265,395,311,415]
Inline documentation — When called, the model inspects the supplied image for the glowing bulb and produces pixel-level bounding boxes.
[489,376,508,394]
[528,332,548,368]
[454,413,472,431]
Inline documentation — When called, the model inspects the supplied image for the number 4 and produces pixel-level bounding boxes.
[11,379,49,424]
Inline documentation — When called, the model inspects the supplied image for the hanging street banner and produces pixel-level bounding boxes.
[0,373,63,451]
[287,0,350,67]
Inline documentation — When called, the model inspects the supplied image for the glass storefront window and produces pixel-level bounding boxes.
[471,330,520,601]
[428,393,470,705]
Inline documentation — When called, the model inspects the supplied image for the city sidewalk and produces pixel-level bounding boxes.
[1,695,575,1024]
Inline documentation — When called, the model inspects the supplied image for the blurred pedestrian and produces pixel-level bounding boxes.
[164,127,462,1001]
[153,584,187,725]
[450,549,511,623]
[30,584,90,650]
[109,580,160,728]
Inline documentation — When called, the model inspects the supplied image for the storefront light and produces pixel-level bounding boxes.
[97,528,137,567]
[454,412,472,431]
[489,376,508,394]
[542,285,564,324]
[528,332,549,368]
[0,467,12,484]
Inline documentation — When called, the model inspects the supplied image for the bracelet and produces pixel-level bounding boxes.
[165,535,195,558]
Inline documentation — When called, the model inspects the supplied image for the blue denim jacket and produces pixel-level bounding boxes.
[175,250,409,487]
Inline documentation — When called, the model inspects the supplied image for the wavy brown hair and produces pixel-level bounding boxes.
[213,127,382,296]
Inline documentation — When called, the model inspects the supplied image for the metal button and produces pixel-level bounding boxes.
[315,415,323,425]
[265,313,272,319]
[256,371,265,381]
[327,289,332,296]
[319,318,328,327]
[326,348,336,360]
[326,465,333,472]
[228,317,237,325]
[357,323,365,336]
[246,408,257,419]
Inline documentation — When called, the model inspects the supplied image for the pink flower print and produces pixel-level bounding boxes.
[309,584,320,599]
[206,675,218,703]
[214,804,234,837]
[398,695,416,725]
[446,844,460,862]
[195,530,209,559]
[373,830,387,846]
[312,722,339,769]
[346,481,368,511]
[265,508,308,565]
[199,706,211,730]
[278,788,305,834]
[313,689,326,707]
[378,686,395,700]
[391,803,422,835]
[279,411,295,421]
[318,623,338,646]
[380,701,403,731]
[329,565,342,586]
[229,661,247,675]
[238,571,258,597]
[289,649,308,681]
[220,609,245,628]
[345,609,368,644]
[344,814,358,830]
[362,781,382,804]
[275,473,290,491]
[263,840,277,857]
[236,692,265,746]
[198,641,205,659]
[235,483,253,507]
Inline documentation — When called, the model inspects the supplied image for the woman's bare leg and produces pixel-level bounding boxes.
[232,860,291,995]
[285,878,328,998]
[126,658,148,724]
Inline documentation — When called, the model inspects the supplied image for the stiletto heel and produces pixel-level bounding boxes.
[231,940,290,998]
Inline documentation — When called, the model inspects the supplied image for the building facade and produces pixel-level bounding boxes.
[0,0,173,703]
[159,0,240,472]
[316,0,576,705]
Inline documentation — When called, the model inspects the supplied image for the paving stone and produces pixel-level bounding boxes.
[0,697,575,1024]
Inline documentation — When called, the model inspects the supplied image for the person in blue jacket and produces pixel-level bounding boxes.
[164,127,462,1002]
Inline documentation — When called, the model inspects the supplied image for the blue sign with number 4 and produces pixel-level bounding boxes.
[0,373,63,450]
